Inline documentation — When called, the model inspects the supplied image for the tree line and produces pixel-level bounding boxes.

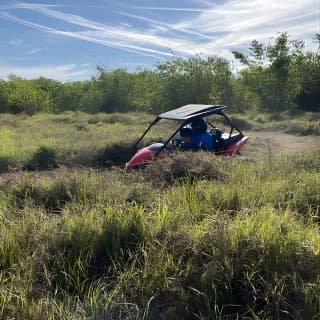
[0,32,319,115]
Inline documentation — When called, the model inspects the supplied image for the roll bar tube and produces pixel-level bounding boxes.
[134,117,160,149]
[155,120,189,156]
[219,111,243,138]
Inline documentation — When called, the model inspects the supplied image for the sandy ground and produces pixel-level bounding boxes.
[245,131,320,156]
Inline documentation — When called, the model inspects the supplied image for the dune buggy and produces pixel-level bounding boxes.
[126,104,249,169]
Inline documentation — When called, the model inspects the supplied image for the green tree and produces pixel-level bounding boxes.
[0,81,8,113]
[96,68,135,112]
[314,33,320,51]
[32,77,64,113]
[0,32,318,116]
[156,56,233,111]
[233,33,306,112]
[79,79,104,113]
[294,52,320,111]
[208,58,233,106]
[130,70,165,113]
[266,33,291,110]
[5,76,53,114]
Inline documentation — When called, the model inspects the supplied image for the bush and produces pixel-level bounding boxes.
[269,113,286,121]
[26,146,58,170]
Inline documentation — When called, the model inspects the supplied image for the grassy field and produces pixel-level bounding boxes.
[0,111,320,319]
[0,111,319,172]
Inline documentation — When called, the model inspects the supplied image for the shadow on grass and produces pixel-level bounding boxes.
[0,156,10,173]
[95,140,137,167]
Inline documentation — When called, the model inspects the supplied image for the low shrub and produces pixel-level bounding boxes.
[26,146,58,170]
[269,113,286,121]
[101,112,152,125]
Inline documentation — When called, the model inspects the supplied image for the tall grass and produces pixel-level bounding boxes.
[0,150,320,319]
[0,112,319,318]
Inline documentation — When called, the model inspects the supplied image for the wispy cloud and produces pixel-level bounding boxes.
[128,6,207,12]
[7,0,318,53]
[26,47,46,55]
[0,0,318,81]
[8,38,24,47]
[0,6,210,59]
[117,11,212,39]
[0,63,90,82]
[0,10,171,60]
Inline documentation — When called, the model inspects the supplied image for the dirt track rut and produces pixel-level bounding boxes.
[246,131,320,155]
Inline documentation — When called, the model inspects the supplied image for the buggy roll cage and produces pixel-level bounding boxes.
[134,104,243,154]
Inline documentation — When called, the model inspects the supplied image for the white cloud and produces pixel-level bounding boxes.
[0,64,91,82]
[0,0,318,80]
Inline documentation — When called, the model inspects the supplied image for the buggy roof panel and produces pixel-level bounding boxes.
[158,104,226,121]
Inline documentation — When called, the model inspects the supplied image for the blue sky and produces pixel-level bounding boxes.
[0,0,319,82]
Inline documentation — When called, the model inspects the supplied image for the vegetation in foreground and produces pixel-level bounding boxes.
[0,150,320,319]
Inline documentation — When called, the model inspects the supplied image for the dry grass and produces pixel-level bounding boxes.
[143,152,225,185]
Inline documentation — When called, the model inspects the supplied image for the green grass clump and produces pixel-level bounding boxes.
[1,152,319,318]
[46,206,146,297]
[25,145,58,170]
[0,112,154,170]
[129,208,320,319]
[10,179,72,212]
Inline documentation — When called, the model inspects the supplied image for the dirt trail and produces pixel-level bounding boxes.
[247,131,320,155]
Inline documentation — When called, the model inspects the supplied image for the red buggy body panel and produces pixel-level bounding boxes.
[126,144,166,169]
[224,136,250,156]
